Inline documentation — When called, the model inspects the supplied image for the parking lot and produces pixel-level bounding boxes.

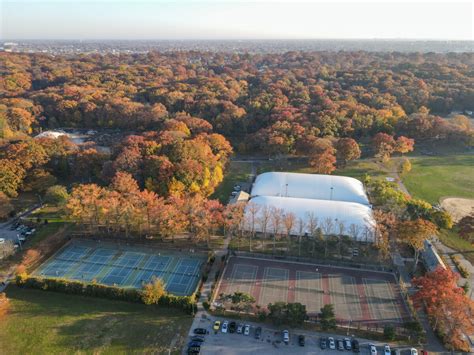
[187,316,417,355]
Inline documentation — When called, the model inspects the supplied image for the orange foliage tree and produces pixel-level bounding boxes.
[412,268,474,351]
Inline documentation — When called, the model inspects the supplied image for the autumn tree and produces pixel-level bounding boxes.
[372,133,396,162]
[0,293,10,319]
[412,268,474,351]
[397,218,438,271]
[395,136,415,155]
[308,138,337,174]
[44,185,69,205]
[0,192,14,219]
[335,138,361,167]
[141,277,166,305]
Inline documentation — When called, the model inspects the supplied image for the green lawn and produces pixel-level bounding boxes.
[438,228,474,265]
[0,286,192,355]
[402,154,474,204]
[334,159,387,180]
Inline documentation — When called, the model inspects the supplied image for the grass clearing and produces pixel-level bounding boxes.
[402,154,474,204]
[212,161,253,203]
[0,285,192,355]
[438,228,474,265]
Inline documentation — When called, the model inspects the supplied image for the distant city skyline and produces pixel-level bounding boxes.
[1,1,473,41]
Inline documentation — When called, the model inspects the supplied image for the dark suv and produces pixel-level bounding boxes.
[298,335,305,346]
[228,321,236,333]
[255,327,262,339]
[320,337,327,349]
[352,339,360,353]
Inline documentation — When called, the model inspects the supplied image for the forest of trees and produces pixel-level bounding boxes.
[0,51,473,212]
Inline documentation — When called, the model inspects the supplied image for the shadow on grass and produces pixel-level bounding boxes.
[4,286,190,353]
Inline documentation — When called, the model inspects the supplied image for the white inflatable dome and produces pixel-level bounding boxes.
[251,172,370,206]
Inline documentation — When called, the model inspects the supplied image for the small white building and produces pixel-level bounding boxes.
[251,172,370,206]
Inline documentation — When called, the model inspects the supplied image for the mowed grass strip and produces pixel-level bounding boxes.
[402,154,474,204]
[0,286,192,355]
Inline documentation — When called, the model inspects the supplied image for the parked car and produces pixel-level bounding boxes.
[190,336,204,343]
[228,321,236,333]
[352,339,360,353]
[243,324,250,336]
[344,338,352,350]
[193,328,207,335]
[187,345,200,354]
[369,343,377,355]
[234,185,241,191]
[0,238,5,244]
[420,350,428,355]
[410,349,418,355]
[337,338,344,350]
[328,337,336,350]
[221,321,228,333]
[236,323,243,334]
[231,191,238,196]
[384,345,391,355]
[255,326,262,339]
[282,330,289,344]
[298,335,305,346]
[320,337,327,349]
[213,320,221,331]
[188,341,202,348]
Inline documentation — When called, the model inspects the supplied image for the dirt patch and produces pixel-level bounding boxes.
[440,197,474,222]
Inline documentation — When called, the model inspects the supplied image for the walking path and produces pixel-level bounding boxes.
[187,236,230,338]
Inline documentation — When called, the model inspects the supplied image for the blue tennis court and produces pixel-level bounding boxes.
[34,240,205,296]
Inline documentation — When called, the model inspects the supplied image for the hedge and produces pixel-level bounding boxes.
[16,275,196,314]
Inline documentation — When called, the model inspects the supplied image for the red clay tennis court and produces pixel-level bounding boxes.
[217,256,409,324]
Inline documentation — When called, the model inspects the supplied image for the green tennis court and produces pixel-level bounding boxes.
[34,240,205,296]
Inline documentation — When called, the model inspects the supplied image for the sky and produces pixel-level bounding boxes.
[1,0,473,40]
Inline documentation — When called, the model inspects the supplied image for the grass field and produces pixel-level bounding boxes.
[402,154,474,204]
[438,228,474,264]
[0,286,192,355]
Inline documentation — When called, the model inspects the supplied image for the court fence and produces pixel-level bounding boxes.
[230,250,395,273]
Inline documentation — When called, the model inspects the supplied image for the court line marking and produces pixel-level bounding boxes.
[226,263,258,297]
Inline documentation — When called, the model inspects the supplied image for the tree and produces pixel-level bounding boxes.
[412,268,474,351]
[395,136,415,155]
[320,304,337,330]
[305,138,336,174]
[372,133,396,162]
[44,185,69,205]
[267,302,307,326]
[270,207,283,254]
[141,277,166,305]
[399,157,412,176]
[282,212,296,252]
[398,219,438,272]
[0,293,10,319]
[335,138,361,167]
[0,159,25,197]
[0,192,14,219]
[383,325,396,341]
[230,292,256,314]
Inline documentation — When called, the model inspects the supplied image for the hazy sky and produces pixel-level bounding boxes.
[2,0,473,40]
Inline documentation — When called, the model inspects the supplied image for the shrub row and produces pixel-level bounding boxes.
[451,255,470,278]
[16,275,196,314]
